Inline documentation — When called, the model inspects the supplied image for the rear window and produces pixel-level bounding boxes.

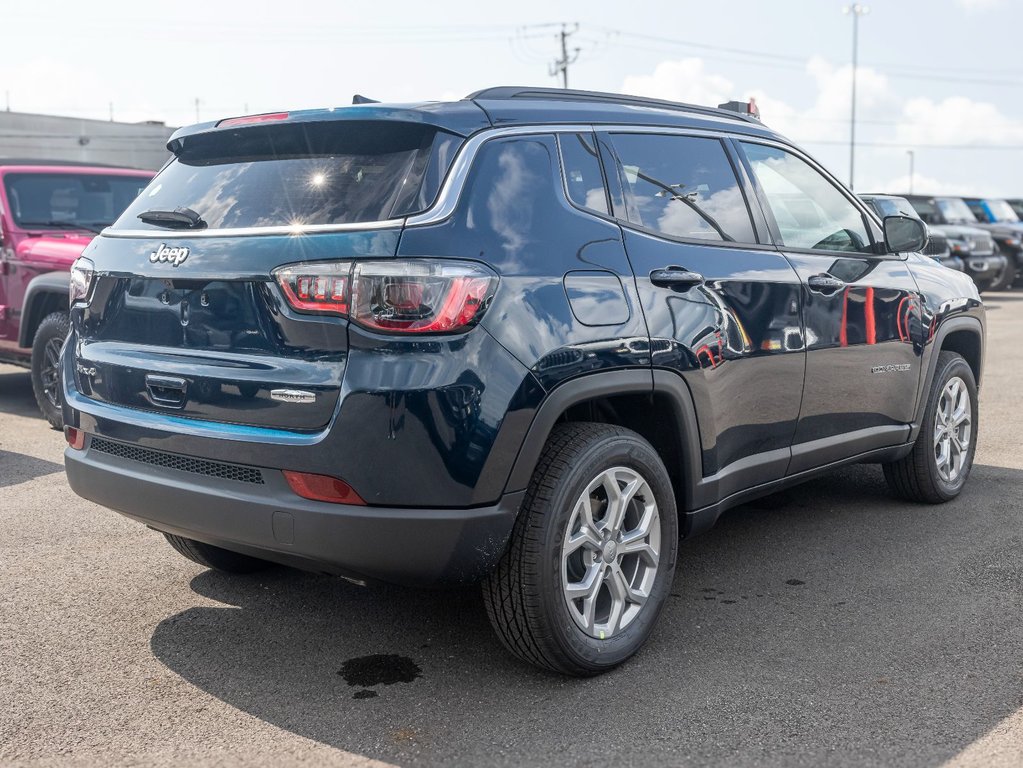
[113,121,461,231]
[5,173,150,229]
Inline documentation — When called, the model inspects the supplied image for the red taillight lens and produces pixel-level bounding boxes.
[217,111,289,128]
[273,259,497,333]
[65,427,86,450]
[350,260,497,333]
[283,470,365,505]
[274,262,352,315]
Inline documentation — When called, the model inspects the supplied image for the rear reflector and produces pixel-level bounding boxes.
[217,112,290,128]
[283,470,365,505]
[65,427,86,450]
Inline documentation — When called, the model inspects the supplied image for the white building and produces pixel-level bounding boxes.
[0,111,175,170]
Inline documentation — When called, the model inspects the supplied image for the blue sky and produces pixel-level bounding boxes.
[4,0,1021,195]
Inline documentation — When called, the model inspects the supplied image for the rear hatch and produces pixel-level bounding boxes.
[74,118,462,431]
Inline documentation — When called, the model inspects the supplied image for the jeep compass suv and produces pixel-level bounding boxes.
[62,88,985,676]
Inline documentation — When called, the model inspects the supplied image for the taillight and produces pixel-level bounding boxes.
[274,262,352,315]
[272,259,497,333]
[283,470,365,505]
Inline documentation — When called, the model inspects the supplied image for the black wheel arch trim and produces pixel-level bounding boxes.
[18,271,70,348]
[502,368,704,514]
[909,314,984,443]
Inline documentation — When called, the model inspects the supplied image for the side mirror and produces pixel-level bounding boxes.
[884,215,927,253]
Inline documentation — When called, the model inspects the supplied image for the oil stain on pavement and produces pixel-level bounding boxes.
[340,654,422,700]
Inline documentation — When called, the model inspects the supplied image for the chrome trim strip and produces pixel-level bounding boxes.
[101,218,407,239]
[99,122,783,239]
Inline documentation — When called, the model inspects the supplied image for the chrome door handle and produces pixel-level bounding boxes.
[649,266,705,291]
[807,274,846,294]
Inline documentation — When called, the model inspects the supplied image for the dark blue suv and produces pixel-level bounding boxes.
[62,88,985,675]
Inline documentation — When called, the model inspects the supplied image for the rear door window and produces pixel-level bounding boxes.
[113,121,459,231]
[557,132,610,215]
[605,133,757,244]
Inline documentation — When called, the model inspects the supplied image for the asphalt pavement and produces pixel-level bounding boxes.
[1,294,1022,767]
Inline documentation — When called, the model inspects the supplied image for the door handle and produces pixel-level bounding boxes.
[807,274,846,294]
[649,266,705,291]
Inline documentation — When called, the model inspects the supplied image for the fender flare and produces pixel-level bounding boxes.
[909,314,984,441]
[18,271,70,348]
[502,368,703,511]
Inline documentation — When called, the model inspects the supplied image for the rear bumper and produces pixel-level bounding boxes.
[65,439,523,586]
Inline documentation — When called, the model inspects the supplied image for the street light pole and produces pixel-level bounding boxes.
[844,4,869,191]
[907,150,915,194]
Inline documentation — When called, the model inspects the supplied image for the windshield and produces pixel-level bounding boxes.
[935,198,978,224]
[985,199,1019,223]
[4,173,150,230]
[868,197,917,219]
[113,120,460,231]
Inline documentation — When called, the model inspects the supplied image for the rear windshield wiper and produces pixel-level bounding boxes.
[20,220,103,235]
[137,207,207,230]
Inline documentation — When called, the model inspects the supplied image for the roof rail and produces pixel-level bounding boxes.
[465,86,759,124]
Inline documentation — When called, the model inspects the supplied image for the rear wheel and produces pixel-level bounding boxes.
[163,533,271,573]
[482,423,679,676]
[883,351,977,503]
[30,311,69,430]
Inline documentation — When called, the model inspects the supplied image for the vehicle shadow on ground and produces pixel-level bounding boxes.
[0,369,41,420]
[0,449,63,488]
[150,463,1023,767]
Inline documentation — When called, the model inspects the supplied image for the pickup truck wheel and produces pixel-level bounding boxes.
[30,311,69,430]
[883,351,978,503]
[482,423,678,676]
[163,533,271,573]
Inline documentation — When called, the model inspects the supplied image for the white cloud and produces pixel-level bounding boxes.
[955,0,1005,10]
[621,59,734,109]
[895,96,1023,145]
[862,173,985,198]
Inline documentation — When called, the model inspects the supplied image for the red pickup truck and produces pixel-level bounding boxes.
[0,161,153,427]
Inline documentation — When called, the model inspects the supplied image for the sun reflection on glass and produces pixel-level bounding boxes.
[310,172,326,187]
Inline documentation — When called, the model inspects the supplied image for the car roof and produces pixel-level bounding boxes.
[166,86,784,151]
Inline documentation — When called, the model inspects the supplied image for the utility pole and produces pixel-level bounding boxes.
[907,150,915,193]
[109,102,114,122]
[844,4,869,190]
[548,23,580,89]
[194,97,201,122]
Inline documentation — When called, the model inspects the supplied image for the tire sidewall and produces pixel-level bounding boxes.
[535,432,679,671]
[924,356,978,499]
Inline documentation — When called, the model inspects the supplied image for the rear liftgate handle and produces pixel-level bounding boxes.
[649,266,705,292]
[145,374,187,408]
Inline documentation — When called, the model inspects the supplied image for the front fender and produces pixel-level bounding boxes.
[18,271,69,348]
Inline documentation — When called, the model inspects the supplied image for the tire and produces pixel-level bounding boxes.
[989,246,1014,291]
[163,533,271,574]
[482,423,679,676]
[883,351,978,503]
[974,278,993,293]
[30,311,69,430]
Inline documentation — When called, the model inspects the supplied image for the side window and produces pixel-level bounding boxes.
[558,133,610,215]
[607,133,756,244]
[741,142,873,254]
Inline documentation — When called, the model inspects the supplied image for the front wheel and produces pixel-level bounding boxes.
[482,423,679,676]
[883,351,978,503]
[30,311,69,430]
